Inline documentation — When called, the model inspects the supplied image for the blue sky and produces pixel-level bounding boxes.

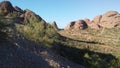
[0,0,120,28]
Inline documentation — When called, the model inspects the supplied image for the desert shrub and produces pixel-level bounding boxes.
[0,16,8,41]
[16,17,61,48]
[59,44,120,68]
[7,11,20,19]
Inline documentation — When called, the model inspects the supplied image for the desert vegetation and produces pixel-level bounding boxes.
[0,1,120,68]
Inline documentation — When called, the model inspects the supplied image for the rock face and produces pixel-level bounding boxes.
[93,15,102,24]
[52,21,59,30]
[84,18,100,30]
[0,1,14,15]
[24,9,42,23]
[0,1,46,25]
[74,20,87,30]
[65,20,87,30]
[14,6,23,13]
[23,9,46,25]
[64,21,75,30]
[84,18,100,29]
[99,11,120,28]
[65,11,120,30]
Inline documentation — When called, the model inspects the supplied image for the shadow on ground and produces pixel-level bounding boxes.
[59,43,117,68]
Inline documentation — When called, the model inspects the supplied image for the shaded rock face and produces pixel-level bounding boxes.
[100,11,120,28]
[0,1,14,15]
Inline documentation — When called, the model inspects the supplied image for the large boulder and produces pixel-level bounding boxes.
[0,1,14,15]
[64,21,75,30]
[74,20,88,30]
[100,11,120,28]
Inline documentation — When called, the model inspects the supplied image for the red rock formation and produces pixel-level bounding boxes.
[74,20,87,30]
[84,18,100,29]
[100,11,120,28]
[93,15,102,24]
[0,1,14,15]
[24,9,44,24]
[14,6,23,13]
[64,21,75,30]
[65,20,87,30]
[52,21,59,30]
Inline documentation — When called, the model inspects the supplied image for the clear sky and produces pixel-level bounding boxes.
[0,0,120,28]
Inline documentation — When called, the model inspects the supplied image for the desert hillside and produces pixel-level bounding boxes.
[0,1,120,68]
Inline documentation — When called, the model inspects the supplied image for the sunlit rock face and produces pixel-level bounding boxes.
[99,11,120,28]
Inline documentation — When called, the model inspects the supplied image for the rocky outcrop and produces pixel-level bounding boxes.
[23,9,46,25]
[84,18,100,29]
[0,1,14,15]
[90,21,100,29]
[99,11,120,28]
[93,15,102,24]
[0,1,46,25]
[65,20,87,30]
[65,11,120,30]
[24,9,40,23]
[52,21,59,30]
[14,6,23,13]
[64,21,75,30]
[74,20,87,30]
